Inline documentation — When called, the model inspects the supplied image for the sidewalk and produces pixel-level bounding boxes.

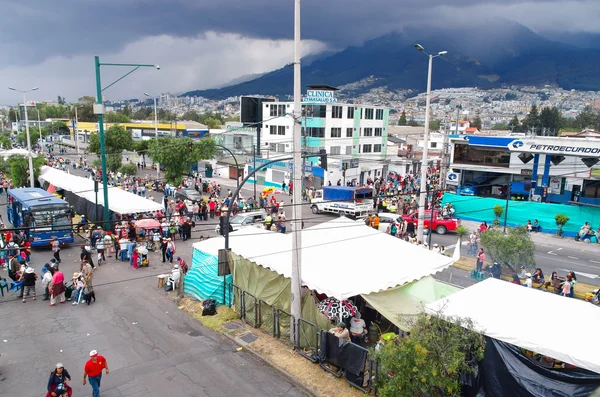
[460,220,600,253]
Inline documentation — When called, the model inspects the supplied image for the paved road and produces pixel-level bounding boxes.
[0,240,309,396]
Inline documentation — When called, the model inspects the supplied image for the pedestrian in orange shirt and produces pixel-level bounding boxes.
[83,350,109,397]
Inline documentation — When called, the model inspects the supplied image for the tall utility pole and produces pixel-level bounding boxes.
[9,86,38,187]
[290,0,303,341]
[74,106,80,155]
[414,44,446,242]
[145,93,160,179]
[440,120,449,190]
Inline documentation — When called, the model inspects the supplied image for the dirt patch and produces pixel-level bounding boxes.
[250,336,364,397]
[179,297,239,333]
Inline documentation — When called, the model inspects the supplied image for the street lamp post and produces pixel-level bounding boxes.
[94,56,159,227]
[8,86,38,187]
[414,44,447,242]
[35,109,42,154]
[144,93,165,180]
[73,106,80,155]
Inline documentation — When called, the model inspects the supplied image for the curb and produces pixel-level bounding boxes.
[453,258,594,300]
[219,321,318,397]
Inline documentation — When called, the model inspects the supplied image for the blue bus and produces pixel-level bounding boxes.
[7,188,74,247]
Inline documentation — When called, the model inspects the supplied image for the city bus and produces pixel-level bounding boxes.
[7,188,74,247]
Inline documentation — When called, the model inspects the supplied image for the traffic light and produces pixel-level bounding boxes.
[188,142,193,152]
[318,148,327,171]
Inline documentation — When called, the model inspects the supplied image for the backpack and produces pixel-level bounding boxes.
[6,242,18,257]
[391,224,397,235]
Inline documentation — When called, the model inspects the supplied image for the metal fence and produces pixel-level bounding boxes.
[227,282,378,394]
[259,300,276,336]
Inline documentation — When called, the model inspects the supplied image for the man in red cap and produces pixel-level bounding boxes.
[83,350,109,397]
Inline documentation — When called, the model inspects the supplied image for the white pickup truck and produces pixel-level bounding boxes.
[310,186,374,217]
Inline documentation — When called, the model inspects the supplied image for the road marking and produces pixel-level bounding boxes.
[446,244,455,250]
[559,269,599,279]
[557,248,563,250]
[547,251,557,255]
[590,260,600,264]
[568,256,579,260]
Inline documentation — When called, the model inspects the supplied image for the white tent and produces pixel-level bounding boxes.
[425,278,600,374]
[39,166,163,214]
[0,148,38,160]
[194,217,455,300]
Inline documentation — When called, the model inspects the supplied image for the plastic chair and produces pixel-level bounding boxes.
[9,280,23,293]
[0,277,8,297]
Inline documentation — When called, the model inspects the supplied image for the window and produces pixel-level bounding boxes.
[430,142,437,148]
[304,105,326,118]
[269,143,277,151]
[347,107,355,119]
[375,109,384,120]
[331,127,341,138]
[373,144,382,152]
[345,146,353,155]
[363,128,373,137]
[332,106,343,119]
[364,108,374,119]
[453,144,511,167]
[269,104,286,117]
[363,144,372,153]
[306,127,325,138]
[330,146,341,155]
[277,144,286,153]
[583,180,600,198]
[270,125,286,135]
[346,128,353,137]
[374,127,382,136]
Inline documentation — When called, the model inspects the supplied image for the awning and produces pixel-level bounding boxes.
[362,276,459,331]
[193,217,455,300]
[39,166,163,214]
[425,278,600,374]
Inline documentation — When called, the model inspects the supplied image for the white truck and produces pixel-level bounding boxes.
[310,186,374,217]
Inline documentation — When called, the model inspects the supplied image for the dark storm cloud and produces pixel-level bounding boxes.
[2,0,595,67]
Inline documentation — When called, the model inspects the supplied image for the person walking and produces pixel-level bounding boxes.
[80,260,94,293]
[83,350,109,397]
[41,264,53,301]
[52,237,61,263]
[21,266,37,303]
[46,362,72,397]
[476,248,486,273]
[49,264,66,306]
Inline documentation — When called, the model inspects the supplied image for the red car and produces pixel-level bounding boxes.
[401,210,460,235]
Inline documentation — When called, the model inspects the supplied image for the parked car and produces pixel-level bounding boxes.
[401,210,460,235]
[175,188,203,203]
[375,213,402,231]
[215,210,268,234]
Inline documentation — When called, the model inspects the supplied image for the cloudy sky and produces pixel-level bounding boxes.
[0,0,598,105]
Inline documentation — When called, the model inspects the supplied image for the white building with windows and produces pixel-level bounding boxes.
[260,101,390,162]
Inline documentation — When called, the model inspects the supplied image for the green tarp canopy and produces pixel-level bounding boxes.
[362,276,459,331]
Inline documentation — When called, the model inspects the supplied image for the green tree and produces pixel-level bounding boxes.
[471,116,482,129]
[104,112,131,123]
[523,104,540,133]
[398,111,408,126]
[539,107,561,136]
[181,110,201,122]
[492,204,504,227]
[508,115,521,132]
[118,163,138,176]
[554,214,570,237]
[479,226,536,272]
[0,135,13,149]
[132,107,153,120]
[16,129,41,146]
[575,106,600,130]
[88,125,133,172]
[492,122,509,130]
[429,119,441,131]
[73,96,97,122]
[149,137,216,184]
[374,312,485,397]
[8,156,46,187]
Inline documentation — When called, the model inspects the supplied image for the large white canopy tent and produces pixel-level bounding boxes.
[39,166,163,214]
[425,278,600,374]
[193,217,455,300]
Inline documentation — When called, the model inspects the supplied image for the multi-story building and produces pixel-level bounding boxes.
[260,100,390,161]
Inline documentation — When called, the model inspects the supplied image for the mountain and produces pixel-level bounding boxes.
[540,31,600,50]
[182,21,600,99]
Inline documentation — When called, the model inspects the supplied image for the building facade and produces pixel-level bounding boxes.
[260,101,390,161]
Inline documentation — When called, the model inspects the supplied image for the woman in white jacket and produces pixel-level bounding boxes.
[41,265,53,301]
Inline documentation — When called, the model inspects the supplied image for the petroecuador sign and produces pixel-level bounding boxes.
[509,139,600,156]
[305,90,337,103]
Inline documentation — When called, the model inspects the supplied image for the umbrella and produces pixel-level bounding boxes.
[135,219,161,230]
